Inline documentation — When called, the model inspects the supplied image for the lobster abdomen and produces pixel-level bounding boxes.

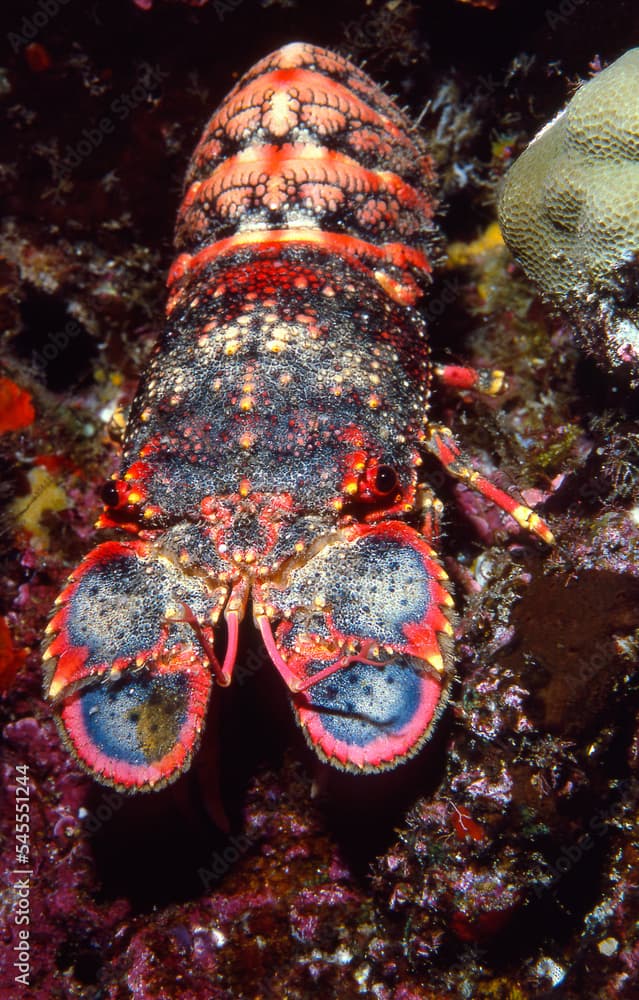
[175,42,437,258]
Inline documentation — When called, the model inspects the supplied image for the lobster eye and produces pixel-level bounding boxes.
[101,481,120,507]
[373,465,398,496]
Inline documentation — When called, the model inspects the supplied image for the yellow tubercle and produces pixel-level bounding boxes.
[47,677,65,700]
[425,651,445,673]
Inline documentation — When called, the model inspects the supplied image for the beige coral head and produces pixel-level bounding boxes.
[498,48,639,378]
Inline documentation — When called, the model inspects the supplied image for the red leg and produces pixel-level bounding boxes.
[434,363,505,397]
[424,423,554,545]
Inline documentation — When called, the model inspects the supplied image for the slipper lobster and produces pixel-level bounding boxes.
[43,43,553,791]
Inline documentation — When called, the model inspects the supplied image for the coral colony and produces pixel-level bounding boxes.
[499,48,639,383]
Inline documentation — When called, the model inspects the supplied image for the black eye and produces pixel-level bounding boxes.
[101,481,120,506]
[374,465,398,495]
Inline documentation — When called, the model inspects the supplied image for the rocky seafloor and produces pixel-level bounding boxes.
[1,1,638,997]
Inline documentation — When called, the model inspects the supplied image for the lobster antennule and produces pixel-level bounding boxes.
[220,577,250,684]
